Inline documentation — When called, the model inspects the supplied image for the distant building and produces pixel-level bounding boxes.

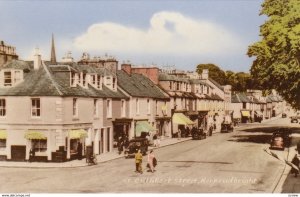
[0,41,18,67]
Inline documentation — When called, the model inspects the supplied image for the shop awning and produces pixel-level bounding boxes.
[172,113,195,125]
[69,129,88,139]
[0,130,7,139]
[135,121,156,137]
[241,111,250,117]
[255,111,263,116]
[24,131,46,140]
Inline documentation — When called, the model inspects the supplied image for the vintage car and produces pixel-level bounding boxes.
[192,128,206,140]
[220,122,234,133]
[270,133,285,150]
[269,129,290,150]
[124,138,148,158]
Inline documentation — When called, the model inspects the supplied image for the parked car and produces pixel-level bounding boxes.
[192,128,206,140]
[220,122,234,133]
[282,113,287,118]
[269,129,290,150]
[124,138,148,158]
[291,116,299,123]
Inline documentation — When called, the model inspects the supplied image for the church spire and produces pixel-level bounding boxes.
[50,34,57,64]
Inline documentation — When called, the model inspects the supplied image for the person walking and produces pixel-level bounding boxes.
[29,148,35,162]
[291,154,300,177]
[147,150,156,173]
[135,149,143,174]
[153,134,158,147]
[77,142,82,160]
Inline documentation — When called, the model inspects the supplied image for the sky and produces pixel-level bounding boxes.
[0,0,266,72]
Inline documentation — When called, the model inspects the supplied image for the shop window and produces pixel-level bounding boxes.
[31,98,40,117]
[0,139,6,150]
[0,99,6,116]
[70,139,79,154]
[32,139,47,152]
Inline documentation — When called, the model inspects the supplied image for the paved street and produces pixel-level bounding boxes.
[0,116,299,193]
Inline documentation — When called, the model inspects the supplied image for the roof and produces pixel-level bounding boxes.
[0,60,128,99]
[117,70,169,99]
[208,78,224,91]
[158,73,189,82]
[231,93,252,103]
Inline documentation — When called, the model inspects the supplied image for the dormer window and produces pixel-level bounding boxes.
[70,72,76,87]
[97,75,101,89]
[82,73,86,86]
[112,77,116,90]
[14,70,21,84]
[4,71,12,86]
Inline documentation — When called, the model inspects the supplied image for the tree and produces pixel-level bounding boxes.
[247,0,300,109]
[196,63,226,85]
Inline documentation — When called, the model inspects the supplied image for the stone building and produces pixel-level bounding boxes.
[0,41,18,67]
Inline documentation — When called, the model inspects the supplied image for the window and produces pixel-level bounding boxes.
[82,73,86,86]
[14,70,22,84]
[106,99,112,118]
[177,82,180,91]
[112,78,116,89]
[0,139,6,150]
[94,99,98,116]
[169,81,172,90]
[32,139,47,152]
[155,100,158,115]
[31,98,40,117]
[121,100,126,117]
[92,75,96,85]
[243,102,247,109]
[0,99,5,116]
[136,99,140,115]
[73,98,78,117]
[97,75,101,89]
[4,71,12,86]
[147,99,151,114]
[71,72,76,86]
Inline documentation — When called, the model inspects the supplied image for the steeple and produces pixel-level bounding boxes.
[50,34,57,64]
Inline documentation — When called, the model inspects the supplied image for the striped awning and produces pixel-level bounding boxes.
[24,131,46,140]
[69,129,88,139]
[0,130,7,139]
[135,121,156,137]
[172,113,195,125]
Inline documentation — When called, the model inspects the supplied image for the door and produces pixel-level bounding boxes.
[11,145,26,161]
[100,129,104,154]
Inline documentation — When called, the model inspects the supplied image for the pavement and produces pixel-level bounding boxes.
[0,136,193,168]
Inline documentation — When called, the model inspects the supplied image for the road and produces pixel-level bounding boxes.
[0,116,299,193]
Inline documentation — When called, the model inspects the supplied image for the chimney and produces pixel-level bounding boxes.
[202,69,209,80]
[34,48,41,70]
[121,63,132,75]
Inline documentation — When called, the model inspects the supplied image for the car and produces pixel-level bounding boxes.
[282,113,287,118]
[192,128,206,140]
[220,122,234,133]
[269,129,290,150]
[124,138,148,158]
[291,116,299,123]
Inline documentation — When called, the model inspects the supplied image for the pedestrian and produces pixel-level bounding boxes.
[291,154,299,177]
[29,148,35,162]
[147,150,156,173]
[77,142,82,160]
[178,128,181,140]
[135,149,143,174]
[297,141,300,154]
[153,133,158,147]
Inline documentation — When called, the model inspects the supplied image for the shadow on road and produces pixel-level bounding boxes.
[228,134,271,144]
[159,160,233,165]
[240,126,300,134]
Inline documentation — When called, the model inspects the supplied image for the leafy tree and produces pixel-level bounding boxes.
[196,63,226,85]
[247,0,300,109]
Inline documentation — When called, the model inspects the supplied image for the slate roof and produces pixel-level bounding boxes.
[158,73,189,82]
[231,93,252,103]
[208,78,224,91]
[0,60,128,99]
[117,70,169,99]
[267,95,283,102]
